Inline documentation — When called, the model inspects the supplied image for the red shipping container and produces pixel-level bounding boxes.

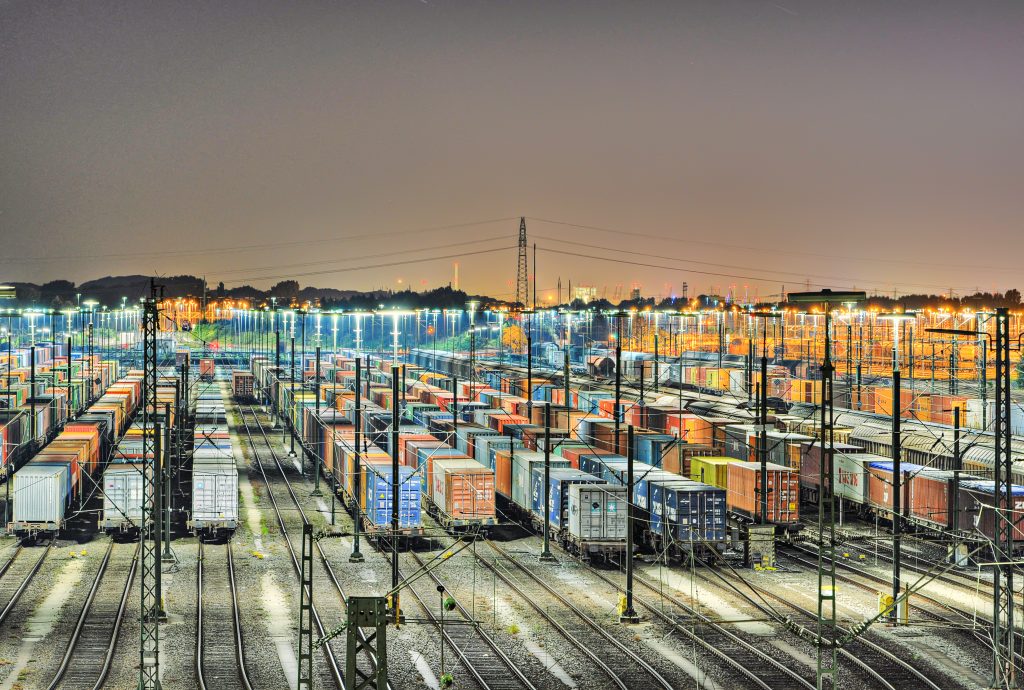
[909,470,954,528]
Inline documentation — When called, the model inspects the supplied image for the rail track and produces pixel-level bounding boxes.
[197,540,253,690]
[241,404,387,690]
[47,540,138,690]
[695,562,946,690]
[397,547,537,690]
[783,542,1022,674]
[0,541,51,626]
[481,540,675,690]
[580,553,816,690]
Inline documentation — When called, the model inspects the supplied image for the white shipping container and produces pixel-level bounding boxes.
[192,458,238,530]
[429,457,479,512]
[729,369,747,394]
[834,453,883,505]
[986,401,1024,436]
[511,453,570,512]
[568,484,627,542]
[966,399,986,430]
[101,462,144,529]
[14,464,69,526]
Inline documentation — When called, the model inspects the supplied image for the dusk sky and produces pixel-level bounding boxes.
[2,1,1022,302]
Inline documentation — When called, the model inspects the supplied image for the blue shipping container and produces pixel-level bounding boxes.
[530,467,601,529]
[363,464,422,529]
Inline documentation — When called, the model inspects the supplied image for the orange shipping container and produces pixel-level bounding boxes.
[726,461,799,525]
[430,458,496,522]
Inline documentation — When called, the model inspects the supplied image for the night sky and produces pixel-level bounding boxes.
[2,1,1022,301]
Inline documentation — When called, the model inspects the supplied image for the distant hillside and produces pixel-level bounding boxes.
[0,274,508,311]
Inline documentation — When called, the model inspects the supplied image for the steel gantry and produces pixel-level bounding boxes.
[139,280,163,689]
[790,290,866,690]
[927,307,1021,688]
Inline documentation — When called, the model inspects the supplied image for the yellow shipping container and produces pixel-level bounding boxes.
[690,456,741,490]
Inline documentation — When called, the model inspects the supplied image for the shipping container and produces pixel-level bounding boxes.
[689,456,741,490]
[232,370,255,401]
[429,457,496,527]
[726,461,799,525]
[663,479,727,547]
[566,483,627,557]
[13,460,71,528]
[191,456,238,533]
[101,462,144,531]
[531,467,600,529]
[362,463,422,534]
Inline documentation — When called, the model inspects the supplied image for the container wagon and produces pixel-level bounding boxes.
[232,370,255,402]
[190,386,238,537]
[190,454,238,536]
[428,457,496,531]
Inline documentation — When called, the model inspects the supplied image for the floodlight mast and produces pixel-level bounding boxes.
[878,312,916,626]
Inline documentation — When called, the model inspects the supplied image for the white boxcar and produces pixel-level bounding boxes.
[566,483,627,558]
[13,463,70,529]
[101,462,144,531]
[191,456,238,533]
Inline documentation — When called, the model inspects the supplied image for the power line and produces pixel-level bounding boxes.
[213,235,509,278]
[532,235,978,293]
[0,217,518,264]
[527,216,1021,274]
[222,246,516,285]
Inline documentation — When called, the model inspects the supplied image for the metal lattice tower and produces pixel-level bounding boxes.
[139,280,162,690]
[346,597,388,689]
[515,217,528,308]
[992,307,1016,688]
[299,523,314,690]
[817,307,838,689]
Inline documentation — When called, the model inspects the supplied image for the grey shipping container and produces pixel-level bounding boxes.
[13,464,70,528]
[511,454,569,511]
[568,484,627,544]
[101,462,144,530]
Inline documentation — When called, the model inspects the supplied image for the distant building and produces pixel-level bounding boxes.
[630,287,642,301]
[573,285,597,303]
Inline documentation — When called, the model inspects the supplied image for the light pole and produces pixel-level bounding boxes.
[751,310,782,524]
[878,311,916,627]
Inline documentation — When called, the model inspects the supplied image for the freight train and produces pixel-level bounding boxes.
[10,362,137,536]
[407,347,1024,557]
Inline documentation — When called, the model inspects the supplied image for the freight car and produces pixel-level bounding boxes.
[199,357,216,382]
[190,387,239,536]
[360,462,423,540]
[100,461,144,532]
[10,371,143,536]
[232,369,255,402]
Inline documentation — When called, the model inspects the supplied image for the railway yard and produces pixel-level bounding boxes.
[0,305,1022,690]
